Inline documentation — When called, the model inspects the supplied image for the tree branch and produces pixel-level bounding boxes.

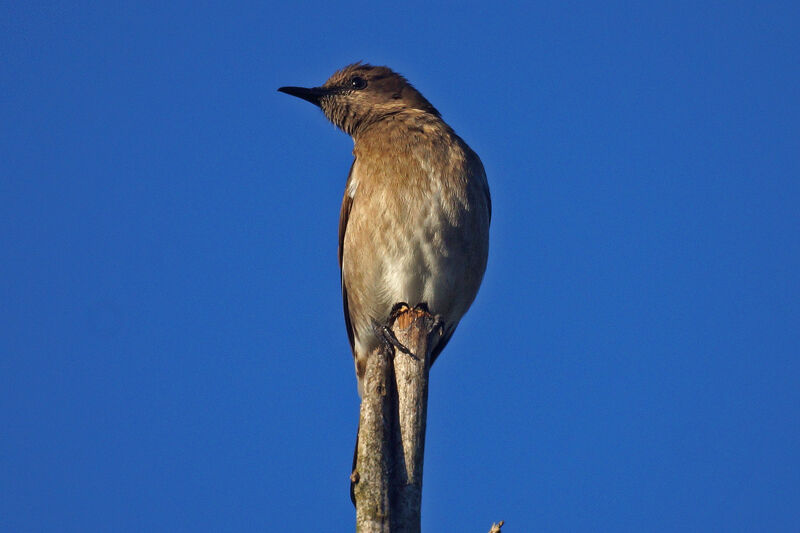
[354,344,394,533]
[390,306,438,532]
[488,520,505,533]
[356,305,496,533]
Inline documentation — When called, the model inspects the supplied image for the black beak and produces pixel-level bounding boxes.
[278,86,330,107]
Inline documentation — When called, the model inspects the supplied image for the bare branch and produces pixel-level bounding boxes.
[354,344,394,533]
[390,306,439,532]
[488,520,505,533]
[355,305,496,533]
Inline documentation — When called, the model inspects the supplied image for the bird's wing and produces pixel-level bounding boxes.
[339,159,356,356]
[430,162,490,365]
[485,179,492,223]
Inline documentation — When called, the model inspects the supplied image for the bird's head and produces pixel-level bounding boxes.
[279,63,439,136]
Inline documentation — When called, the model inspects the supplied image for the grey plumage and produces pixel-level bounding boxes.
[279,63,490,394]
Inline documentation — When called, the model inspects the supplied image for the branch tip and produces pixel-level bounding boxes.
[488,520,505,533]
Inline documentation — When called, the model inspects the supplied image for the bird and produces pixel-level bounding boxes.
[278,63,490,395]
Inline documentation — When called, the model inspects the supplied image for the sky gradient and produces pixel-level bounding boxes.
[2,2,799,531]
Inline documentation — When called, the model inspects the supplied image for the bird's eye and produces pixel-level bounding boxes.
[350,76,367,90]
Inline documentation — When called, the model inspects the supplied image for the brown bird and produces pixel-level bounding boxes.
[278,63,490,394]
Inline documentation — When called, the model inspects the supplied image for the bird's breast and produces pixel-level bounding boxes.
[342,140,488,335]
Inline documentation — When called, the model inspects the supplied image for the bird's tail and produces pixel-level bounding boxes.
[350,424,358,506]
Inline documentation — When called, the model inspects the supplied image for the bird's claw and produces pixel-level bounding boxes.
[378,324,417,359]
[372,303,418,359]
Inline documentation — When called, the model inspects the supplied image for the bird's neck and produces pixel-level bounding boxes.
[352,109,452,146]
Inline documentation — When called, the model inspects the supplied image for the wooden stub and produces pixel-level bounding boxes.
[355,344,394,533]
[488,520,505,533]
[390,306,439,533]
[354,305,440,533]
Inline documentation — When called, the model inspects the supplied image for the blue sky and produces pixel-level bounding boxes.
[2,2,798,531]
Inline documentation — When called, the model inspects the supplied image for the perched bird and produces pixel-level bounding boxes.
[278,63,490,394]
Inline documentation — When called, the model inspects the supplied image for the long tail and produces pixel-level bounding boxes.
[350,424,358,506]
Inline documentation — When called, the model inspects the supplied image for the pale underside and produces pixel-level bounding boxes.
[338,115,490,393]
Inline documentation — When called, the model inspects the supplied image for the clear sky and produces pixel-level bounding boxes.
[2,2,798,531]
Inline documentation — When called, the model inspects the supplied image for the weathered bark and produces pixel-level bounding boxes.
[353,306,440,533]
[390,307,438,532]
[354,344,394,533]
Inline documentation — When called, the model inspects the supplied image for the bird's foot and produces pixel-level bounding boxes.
[372,302,417,359]
[389,302,412,323]
[407,303,442,333]
[377,324,417,359]
[412,303,445,347]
